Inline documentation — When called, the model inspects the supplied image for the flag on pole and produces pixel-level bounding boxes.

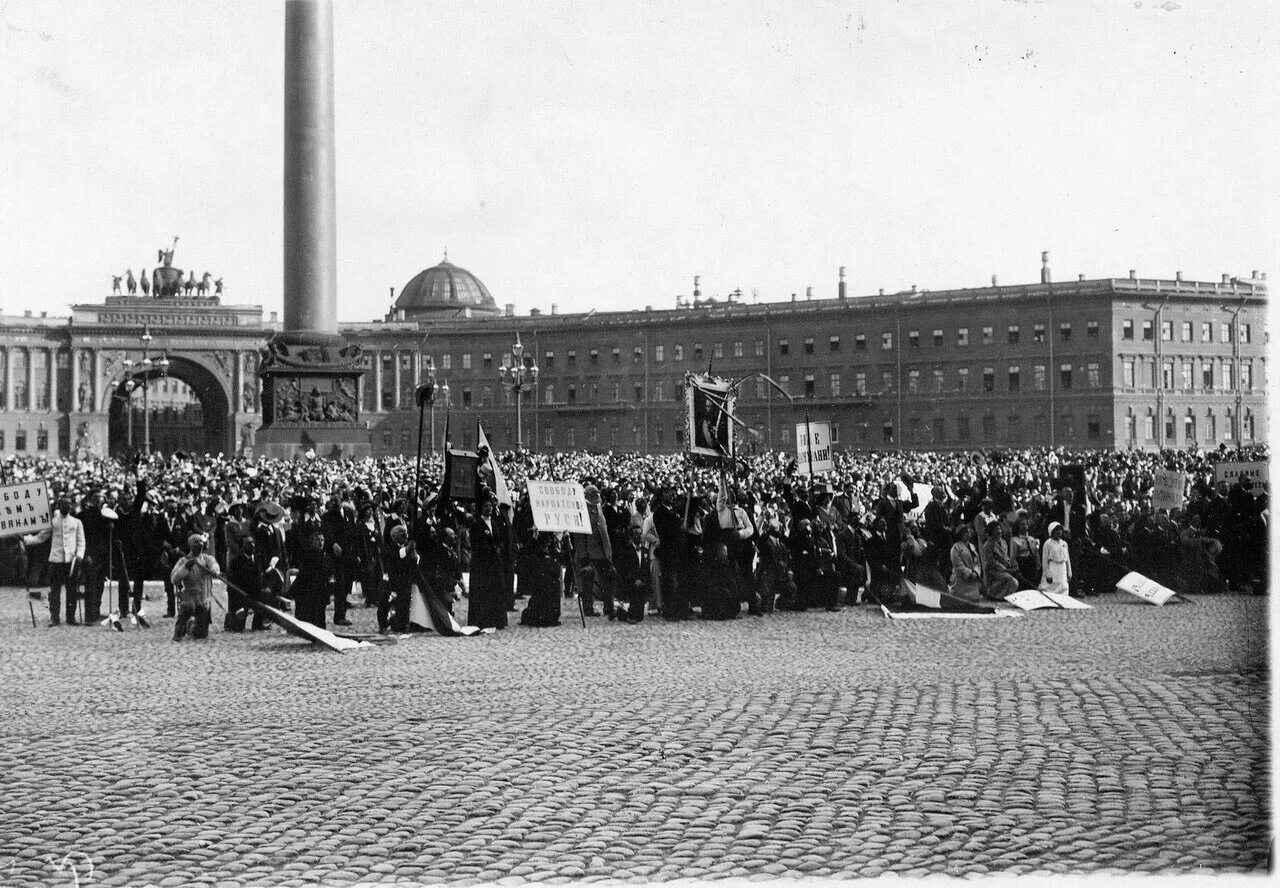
[477,421,512,508]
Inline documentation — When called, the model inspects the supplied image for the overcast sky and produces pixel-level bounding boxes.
[1,0,1276,321]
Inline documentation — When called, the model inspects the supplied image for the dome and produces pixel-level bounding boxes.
[395,253,499,318]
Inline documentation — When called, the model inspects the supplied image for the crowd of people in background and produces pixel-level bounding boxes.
[2,442,1268,634]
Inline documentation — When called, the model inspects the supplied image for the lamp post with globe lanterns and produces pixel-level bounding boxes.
[121,324,170,456]
[413,357,450,515]
[499,333,538,451]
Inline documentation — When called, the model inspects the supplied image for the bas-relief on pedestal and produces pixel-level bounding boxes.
[255,339,369,459]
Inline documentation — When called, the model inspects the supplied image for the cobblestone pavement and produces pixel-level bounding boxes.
[0,586,1269,886]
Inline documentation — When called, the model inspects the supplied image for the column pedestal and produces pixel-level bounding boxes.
[255,339,369,459]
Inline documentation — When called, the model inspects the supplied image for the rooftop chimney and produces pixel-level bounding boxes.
[791,292,797,302]
[910,284,918,294]
[1129,270,1137,280]
[1262,272,1268,280]
[1040,251,1051,284]
[1223,274,1231,283]
[270,311,278,322]
[40,311,46,318]
[838,266,847,300]
[693,275,701,300]
[24,310,31,317]
[504,303,514,317]
[645,305,652,312]
[805,286,813,301]
[390,286,395,304]
[550,304,558,316]
[1078,274,1086,282]
[530,308,541,317]
[878,288,885,296]
[1252,269,1259,279]
[991,274,998,287]
[1175,271,1183,282]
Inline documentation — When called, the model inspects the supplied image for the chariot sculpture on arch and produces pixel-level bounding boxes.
[152,236,184,298]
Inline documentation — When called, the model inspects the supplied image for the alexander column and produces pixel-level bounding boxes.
[256,0,370,457]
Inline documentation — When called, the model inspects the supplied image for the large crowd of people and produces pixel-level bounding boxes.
[2,442,1268,635]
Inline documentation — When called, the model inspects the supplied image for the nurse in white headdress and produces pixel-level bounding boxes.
[1039,521,1071,595]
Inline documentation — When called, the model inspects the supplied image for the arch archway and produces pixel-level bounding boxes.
[107,355,230,456]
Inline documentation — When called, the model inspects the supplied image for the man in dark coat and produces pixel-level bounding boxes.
[653,487,689,620]
[77,491,112,624]
[615,524,652,623]
[321,497,355,626]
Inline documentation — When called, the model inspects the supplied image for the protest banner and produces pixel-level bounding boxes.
[0,481,51,539]
[795,419,834,475]
[1116,571,1180,606]
[527,480,592,533]
[1151,469,1187,513]
[1215,461,1269,497]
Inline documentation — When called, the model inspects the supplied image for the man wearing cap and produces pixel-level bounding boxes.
[171,533,220,641]
[157,497,190,618]
[23,496,86,627]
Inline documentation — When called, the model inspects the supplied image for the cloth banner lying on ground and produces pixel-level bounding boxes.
[408,583,491,636]
[1116,571,1183,606]
[257,603,373,652]
[878,579,1010,619]
[1005,589,1093,611]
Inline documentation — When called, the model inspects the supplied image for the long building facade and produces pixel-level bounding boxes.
[0,260,1268,460]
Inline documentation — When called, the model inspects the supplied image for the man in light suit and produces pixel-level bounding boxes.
[24,497,86,627]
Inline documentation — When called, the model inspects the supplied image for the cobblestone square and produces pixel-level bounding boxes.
[0,589,1268,886]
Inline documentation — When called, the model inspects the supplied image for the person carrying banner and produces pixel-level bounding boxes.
[23,496,86,627]
[171,533,220,641]
[572,484,616,619]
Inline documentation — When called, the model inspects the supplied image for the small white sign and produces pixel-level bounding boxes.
[1215,461,1269,497]
[1116,571,1179,606]
[527,480,592,534]
[1151,469,1186,513]
[0,481,51,539]
[795,420,834,475]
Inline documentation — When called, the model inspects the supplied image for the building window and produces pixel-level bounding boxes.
[590,349,599,365]
[882,332,893,350]
[1060,322,1073,342]
[544,351,554,368]
[907,370,920,393]
[830,422,840,444]
[855,372,867,395]
[733,341,744,358]
[1034,324,1046,343]
[1088,363,1100,388]
[882,422,894,445]
[908,330,920,349]
[634,383,643,403]
[567,385,576,404]
[613,382,621,402]
[957,328,969,347]
[957,416,970,441]
[674,344,684,361]
[1242,361,1252,391]
[567,427,576,447]
[1123,360,1135,388]
[1034,365,1046,391]
[982,368,995,392]
[1223,362,1234,390]
[957,368,969,392]
[1008,325,1021,345]
[1165,409,1176,444]
[461,388,472,407]
[1088,415,1102,441]
[36,427,48,450]
[829,373,841,397]
[1241,324,1251,344]
[933,368,944,392]
[982,415,995,441]
[567,350,576,367]
[1183,410,1196,443]
[1179,361,1192,391]
[673,379,682,400]
[1008,367,1020,392]
[1144,409,1156,442]
[1206,410,1216,442]
[755,378,765,400]
[1202,363,1214,390]
[654,345,664,363]
[1245,410,1255,441]
[612,348,620,364]
[544,385,555,404]
[461,353,472,371]
[803,338,814,355]
[1161,321,1173,342]
[754,340,764,357]
[855,334,866,350]
[1086,320,1099,339]
[543,427,553,447]
[1180,321,1192,342]
[880,371,893,393]
[829,336,840,352]
[804,375,815,398]
[908,416,922,443]
[483,385,494,406]
[1141,320,1153,341]
[482,353,493,369]
[1221,323,1232,343]
[15,429,26,451]
[982,326,993,345]
[1200,322,1213,343]
[652,383,663,402]
[713,342,723,359]
[1122,320,1134,340]
[779,339,789,356]
[1161,361,1174,389]
[779,375,790,395]
[1008,414,1022,442]
[693,342,702,361]
[652,423,662,446]
[1060,364,1073,390]
[933,329,944,347]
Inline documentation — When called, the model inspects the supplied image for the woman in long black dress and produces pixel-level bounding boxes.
[515,495,562,627]
[467,495,508,630]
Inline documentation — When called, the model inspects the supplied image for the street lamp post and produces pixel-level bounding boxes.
[499,332,538,451]
[121,324,169,456]
[1221,294,1247,445]
[1143,296,1171,450]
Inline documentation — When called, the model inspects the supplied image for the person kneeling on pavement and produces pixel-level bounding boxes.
[171,533,220,641]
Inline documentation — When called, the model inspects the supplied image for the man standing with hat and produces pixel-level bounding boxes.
[23,496,86,627]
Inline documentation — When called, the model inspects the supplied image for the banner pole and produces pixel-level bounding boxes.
[805,413,814,478]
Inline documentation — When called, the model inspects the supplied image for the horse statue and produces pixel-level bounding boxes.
[140,268,151,297]
[196,271,212,297]
[125,269,137,295]
[152,236,183,298]
[183,272,196,297]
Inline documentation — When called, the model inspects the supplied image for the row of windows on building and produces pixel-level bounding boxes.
[0,426,52,452]
[377,404,1259,453]
[1121,318,1258,344]
[1120,357,1259,392]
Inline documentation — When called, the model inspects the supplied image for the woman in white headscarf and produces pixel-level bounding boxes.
[1039,522,1071,595]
